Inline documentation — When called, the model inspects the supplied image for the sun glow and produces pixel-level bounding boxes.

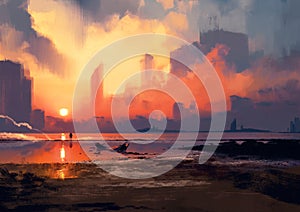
[61,133,66,141]
[60,144,65,162]
[59,108,69,117]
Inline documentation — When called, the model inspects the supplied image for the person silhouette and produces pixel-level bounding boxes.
[69,133,73,148]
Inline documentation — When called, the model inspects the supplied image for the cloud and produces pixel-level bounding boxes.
[0,0,33,36]
[163,11,189,32]
[138,0,165,19]
[156,0,174,10]
[27,36,68,76]
[0,0,68,76]
[73,0,141,22]
[1,0,300,131]
[188,0,300,56]
[27,0,178,117]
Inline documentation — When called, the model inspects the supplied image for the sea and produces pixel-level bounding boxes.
[0,132,299,163]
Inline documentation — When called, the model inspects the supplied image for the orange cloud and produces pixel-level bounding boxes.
[164,11,189,33]
[27,1,177,118]
[157,0,174,10]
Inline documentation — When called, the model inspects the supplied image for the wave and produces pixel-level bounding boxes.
[0,132,42,142]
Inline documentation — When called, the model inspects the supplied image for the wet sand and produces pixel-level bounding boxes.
[1,159,300,212]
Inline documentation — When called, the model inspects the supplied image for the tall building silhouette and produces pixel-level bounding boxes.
[172,102,184,120]
[200,29,249,72]
[170,41,200,78]
[30,109,45,130]
[91,64,104,116]
[141,54,154,87]
[290,117,300,132]
[0,60,32,123]
[230,118,237,131]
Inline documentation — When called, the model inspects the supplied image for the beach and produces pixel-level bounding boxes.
[1,156,300,211]
[1,133,300,211]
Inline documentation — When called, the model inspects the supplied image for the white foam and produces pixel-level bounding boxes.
[0,132,41,141]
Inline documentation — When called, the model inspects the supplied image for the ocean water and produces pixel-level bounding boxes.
[0,132,299,164]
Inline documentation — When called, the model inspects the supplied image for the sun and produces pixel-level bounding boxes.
[59,108,69,117]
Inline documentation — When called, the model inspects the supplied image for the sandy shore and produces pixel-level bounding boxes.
[1,159,300,212]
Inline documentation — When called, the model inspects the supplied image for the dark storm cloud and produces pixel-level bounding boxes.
[258,88,273,96]
[228,95,299,131]
[0,0,68,75]
[239,0,300,56]
[0,0,33,36]
[228,77,300,131]
[27,36,67,75]
[195,0,300,56]
[245,0,284,55]
[256,102,273,107]
[274,79,300,101]
[139,0,165,19]
[197,0,248,32]
[72,0,140,21]
[70,0,170,23]
[257,80,300,105]
[202,0,240,15]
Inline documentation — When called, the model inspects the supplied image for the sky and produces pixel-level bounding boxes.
[1,0,300,131]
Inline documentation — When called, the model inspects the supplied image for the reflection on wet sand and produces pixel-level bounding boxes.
[0,133,96,179]
[0,133,168,179]
[0,140,89,164]
[60,143,65,162]
[59,137,66,179]
[45,163,83,179]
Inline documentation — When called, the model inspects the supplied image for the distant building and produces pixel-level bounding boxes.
[290,117,300,132]
[22,78,32,122]
[200,29,249,72]
[170,41,201,78]
[91,64,104,117]
[230,95,254,114]
[0,118,5,130]
[249,50,264,63]
[290,121,295,133]
[141,54,154,87]
[230,118,237,131]
[172,102,184,120]
[144,54,154,70]
[44,116,74,133]
[30,109,45,130]
[0,60,32,123]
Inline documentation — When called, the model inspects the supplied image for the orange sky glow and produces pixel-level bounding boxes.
[1,0,299,125]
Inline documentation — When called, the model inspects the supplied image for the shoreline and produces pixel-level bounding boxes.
[1,158,300,211]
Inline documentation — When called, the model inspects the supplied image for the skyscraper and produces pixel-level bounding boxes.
[30,109,45,130]
[169,41,201,78]
[91,64,104,117]
[141,54,154,87]
[0,60,32,123]
[200,29,250,72]
[22,78,32,122]
[172,102,184,121]
[230,118,237,131]
[290,117,300,132]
